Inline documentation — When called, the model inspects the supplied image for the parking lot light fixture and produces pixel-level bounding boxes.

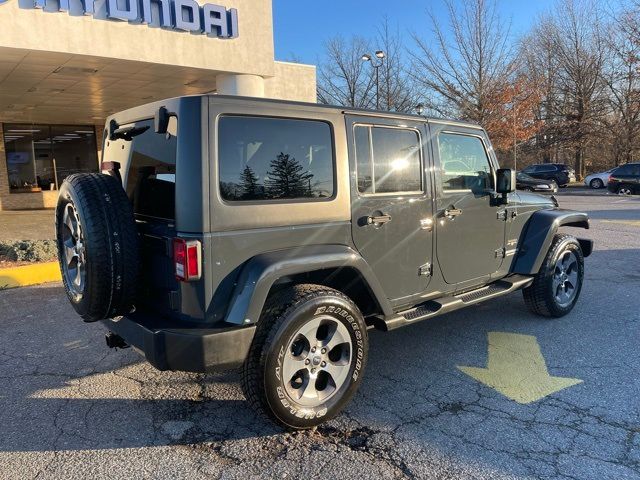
[362,50,386,110]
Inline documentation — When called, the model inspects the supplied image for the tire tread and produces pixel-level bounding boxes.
[523,233,583,318]
[56,173,139,322]
[241,284,362,429]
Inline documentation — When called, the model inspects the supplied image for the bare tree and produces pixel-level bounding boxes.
[316,22,416,112]
[317,36,376,108]
[411,0,517,126]
[601,6,640,165]
[548,0,608,178]
[521,17,563,164]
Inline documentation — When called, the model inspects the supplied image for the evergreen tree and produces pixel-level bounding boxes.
[239,165,260,200]
[265,153,314,198]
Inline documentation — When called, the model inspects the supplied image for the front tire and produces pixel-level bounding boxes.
[242,284,368,430]
[590,178,603,189]
[523,234,584,318]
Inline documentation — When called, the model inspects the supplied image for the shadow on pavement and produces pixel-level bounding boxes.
[1,249,638,479]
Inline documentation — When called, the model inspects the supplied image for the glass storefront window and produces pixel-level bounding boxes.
[3,124,97,193]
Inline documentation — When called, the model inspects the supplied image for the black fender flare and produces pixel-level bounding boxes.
[224,245,393,325]
[511,209,592,275]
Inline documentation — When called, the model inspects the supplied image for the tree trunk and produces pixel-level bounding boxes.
[574,148,583,180]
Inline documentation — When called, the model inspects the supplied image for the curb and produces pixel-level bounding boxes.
[0,261,61,289]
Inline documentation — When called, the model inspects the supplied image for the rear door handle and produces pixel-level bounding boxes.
[367,214,392,226]
[443,208,463,218]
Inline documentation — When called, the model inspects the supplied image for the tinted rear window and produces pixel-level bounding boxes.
[218,116,335,202]
[104,118,177,220]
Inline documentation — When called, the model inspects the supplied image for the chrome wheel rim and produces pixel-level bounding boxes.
[60,202,86,300]
[282,316,353,407]
[618,187,632,195]
[552,250,579,308]
[591,179,602,188]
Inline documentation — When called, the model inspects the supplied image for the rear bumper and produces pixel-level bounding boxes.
[102,316,256,373]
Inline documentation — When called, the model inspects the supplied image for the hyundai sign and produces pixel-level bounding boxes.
[12,0,238,39]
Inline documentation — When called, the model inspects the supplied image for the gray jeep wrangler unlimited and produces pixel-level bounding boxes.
[56,95,593,429]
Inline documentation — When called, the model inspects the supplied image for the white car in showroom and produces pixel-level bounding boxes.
[584,168,615,189]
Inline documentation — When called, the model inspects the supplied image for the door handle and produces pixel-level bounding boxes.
[443,208,463,219]
[367,214,392,226]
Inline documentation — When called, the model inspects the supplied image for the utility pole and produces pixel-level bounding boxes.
[362,51,386,110]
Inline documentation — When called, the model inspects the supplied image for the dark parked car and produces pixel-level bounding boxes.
[55,95,592,429]
[520,164,574,187]
[516,172,558,193]
[607,163,640,195]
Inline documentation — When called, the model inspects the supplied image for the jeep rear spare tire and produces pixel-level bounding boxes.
[242,284,368,429]
[56,173,139,322]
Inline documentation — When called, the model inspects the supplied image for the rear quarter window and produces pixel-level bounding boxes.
[104,118,177,220]
[218,116,335,202]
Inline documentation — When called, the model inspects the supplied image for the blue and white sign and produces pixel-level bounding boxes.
[12,0,238,39]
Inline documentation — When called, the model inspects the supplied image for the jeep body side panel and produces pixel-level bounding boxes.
[204,222,355,323]
[345,114,435,307]
[223,244,394,326]
[428,122,507,292]
[510,209,590,274]
[203,97,371,326]
[207,97,350,232]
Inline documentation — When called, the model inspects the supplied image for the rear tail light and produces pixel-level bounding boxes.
[173,238,202,282]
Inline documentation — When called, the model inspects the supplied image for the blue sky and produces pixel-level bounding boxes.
[273,0,557,64]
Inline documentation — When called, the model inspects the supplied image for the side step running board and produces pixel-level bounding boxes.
[376,274,534,332]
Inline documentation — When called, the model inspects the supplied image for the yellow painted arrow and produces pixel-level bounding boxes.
[458,332,583,404]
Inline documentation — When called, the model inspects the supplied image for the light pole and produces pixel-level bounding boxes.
[362,50,385,110]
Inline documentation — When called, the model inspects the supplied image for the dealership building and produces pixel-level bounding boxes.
[0,0,316,210]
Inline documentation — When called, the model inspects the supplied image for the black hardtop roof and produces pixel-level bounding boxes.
[106,94,483,131]
[210,94,483,129]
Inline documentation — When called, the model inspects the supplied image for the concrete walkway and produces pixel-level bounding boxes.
[0,210,55,240]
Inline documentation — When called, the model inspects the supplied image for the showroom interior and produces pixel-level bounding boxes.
[0,0,316,210]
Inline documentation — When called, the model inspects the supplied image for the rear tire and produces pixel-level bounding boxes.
[523,234,584,318]
[242,284,368,430]
[55,173,139,322]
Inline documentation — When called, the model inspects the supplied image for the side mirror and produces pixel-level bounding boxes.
[496,168,516,204]
[496,169,516,194]
[154,106,170,134]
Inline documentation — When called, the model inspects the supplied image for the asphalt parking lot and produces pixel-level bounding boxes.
[1,192,639,480]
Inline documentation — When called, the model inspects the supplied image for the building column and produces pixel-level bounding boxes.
[95,126,104,168]
[0,124,8,211]
[216,74,265,97]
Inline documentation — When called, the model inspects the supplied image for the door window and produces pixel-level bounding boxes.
[354,125,422,195]
[438,133,493,192]
[614,164,639,175]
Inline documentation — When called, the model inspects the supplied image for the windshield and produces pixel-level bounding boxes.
[517,173,536,181]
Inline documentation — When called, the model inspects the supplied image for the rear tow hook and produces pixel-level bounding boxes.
[105,332,129,349]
